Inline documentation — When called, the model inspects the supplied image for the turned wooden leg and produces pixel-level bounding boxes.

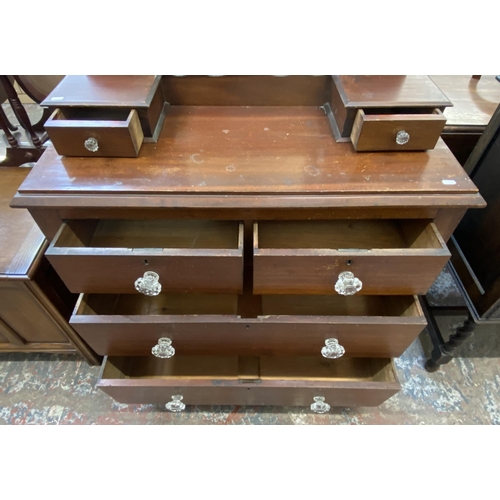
[445,315,476,350]
[0,76,43,149]
[0,104,19,148]
[425,314,476,372]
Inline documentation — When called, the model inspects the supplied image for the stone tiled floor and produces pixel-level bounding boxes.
[1,324,499,425]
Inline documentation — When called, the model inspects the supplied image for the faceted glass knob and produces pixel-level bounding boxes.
[135,271,162,296]
[310,396,330,414]
[152,338,175,358]
[84,137,99,152]
[396,130,410,145]
[335,271,362,296]
[321,338,345,359]
[166,395,186,412]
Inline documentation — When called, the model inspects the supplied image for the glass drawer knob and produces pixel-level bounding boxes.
[135,271,162,296]
[310,396,330,414]
[84,137,99,152]
[335,271,362,296]
[396,130,410,145]
[152,337,175,358]
[166,395,186,412]
[321,338,345,359]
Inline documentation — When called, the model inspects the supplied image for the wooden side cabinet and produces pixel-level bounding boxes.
[0,167,99,363]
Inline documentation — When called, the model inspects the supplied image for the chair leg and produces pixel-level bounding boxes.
[0,76,43,149]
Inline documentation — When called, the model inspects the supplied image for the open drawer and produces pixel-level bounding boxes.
[97,355,401,408]
[350,108,447,151]
[253,219,450,295]
[46,220,244,294]
[71,292,426,358]
[44,108,144,157]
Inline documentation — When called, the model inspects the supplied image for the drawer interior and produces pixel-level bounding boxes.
[77,293,239,316]
[102,355,397,383]
[256,220,443,250]
[261,294,421,317]
[55,220,241,250]
[50,108,132,122]
[361,107,439,116]
[76,292,420,319]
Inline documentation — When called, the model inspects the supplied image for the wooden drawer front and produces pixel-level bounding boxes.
[98,356,401,407]
[45,108,144,157]
[46,220,244,294]
[71,293,425,358]
[254,220,450,295]
[350,109,446,151]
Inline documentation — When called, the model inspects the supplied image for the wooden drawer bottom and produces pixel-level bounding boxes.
[98,355,401,408]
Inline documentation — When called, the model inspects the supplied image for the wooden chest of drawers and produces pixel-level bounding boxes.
[12,76,485,412]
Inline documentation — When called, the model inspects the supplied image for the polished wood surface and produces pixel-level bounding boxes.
[161,75,332,106]
[71,293,425,357]
[0,168,99,362]
[0,168,44,276]
[46,220,244,293]
[254,220,450,295]
[430,75,500,130]
[335,76,451,108]
[44,108,144,157]
[98,355,400,406]
[351,109,446,151]
[332,75,451,137]
[17,106,479,198]
[42,76,161,107]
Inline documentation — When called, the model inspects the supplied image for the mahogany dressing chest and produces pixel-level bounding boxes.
[11,76,485,412]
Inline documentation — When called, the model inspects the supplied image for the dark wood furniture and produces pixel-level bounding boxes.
[12,76,484,411]
[0,167,98,362]
[0,75,64,166]
[430,75,500,167]
[41,76,168,156]
[423,103,500,371]
[329,75,451,150]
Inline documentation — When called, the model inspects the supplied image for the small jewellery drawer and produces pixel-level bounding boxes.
[44,108,144,157]
[253,220,450,295]
[46,220,244,294]
[71,293,425,358]
[350,108,447,151]
[97,355,401,409]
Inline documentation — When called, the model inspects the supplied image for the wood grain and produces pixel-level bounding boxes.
[97,355,400,407]
[17,107,479,197]
[0,168,44,277]
[42,75,161,107]
[71,293,425,358]
[46,220,244,293]
[350,109,446,151]
[430,75,500,130]
[254,220,450,295]
[44,108,144,157]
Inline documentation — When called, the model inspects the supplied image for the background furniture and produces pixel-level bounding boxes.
[423,103,500,371]
[11,76,483,411]
[430,75,500,167]
[0,75,63,166]
[422,75,500,372]
[0,167,98,363]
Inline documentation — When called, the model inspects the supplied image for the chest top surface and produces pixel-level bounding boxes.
[17,106,480,203]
